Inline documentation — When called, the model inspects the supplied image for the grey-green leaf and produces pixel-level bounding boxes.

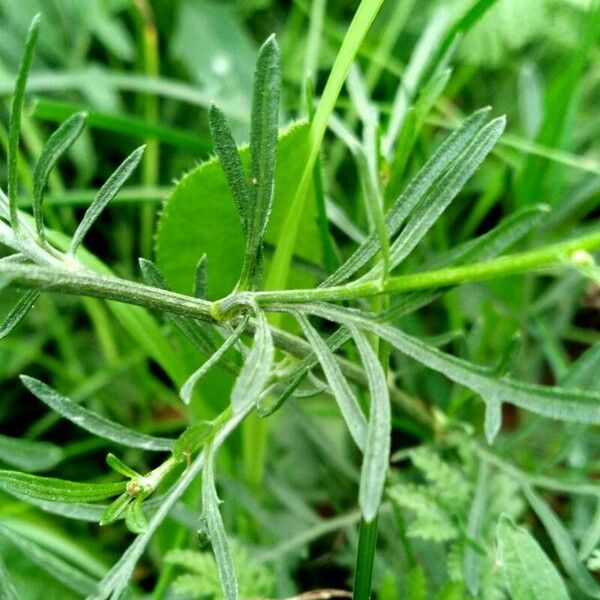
[231,307,272,414]
[202,442,238,600]
[33,111,87,240]
[350,326,391,521]
[0,470,125,503]
[241,35,281,288]
[0,434,64,472]
[21,375,175,452]
[70,145,145,253]
[524,486,600,598]
[296,314,367,450]
[497,514,569,600]
[181,317,248,404]
[8,14,41,229]
[209,105,250,233]
[0,291,39,339]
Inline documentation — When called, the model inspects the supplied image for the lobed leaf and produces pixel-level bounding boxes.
[7,14,41,229]
[497,514,569,600]
[0,291,40,340]
[231,306,273,414]
[0,470,125,503]
[32,111,87,240]
[202,441,238,600]
[0,434,63,472]
[350,326,391,522]
[296,314,367,450]
[69,145,145,253]
[21,376,175,452]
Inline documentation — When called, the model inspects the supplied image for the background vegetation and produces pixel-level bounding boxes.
[1,0,600,598]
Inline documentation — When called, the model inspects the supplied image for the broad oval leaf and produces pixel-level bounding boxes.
[497,514,569,600]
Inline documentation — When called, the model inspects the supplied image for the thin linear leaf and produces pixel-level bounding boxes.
[0,523,99,596]
[0,470,125,503]
[209,105,250,233]
[323,107,491,286]
[106,454,139,479]
[69,145,145,253]
[293,305,600,425]
[194,254,208,299]
[240,35,281,288]
[0,434,64,472]
[21,376,175,452]
[0,554,19,600]
[202,441,238,600]
[366,115,507,279]
[181,317,248,404]
[231,307,273,414]
[524,486,600,599]
[139,258,216,357]
[0,291,39,339]
[497,514,569,600]
[296,314,367,449]
[350,326,391,522]
[8,14,41,229]
[125,497,148,534]
[101,492,131,527]
[32,111,87,240]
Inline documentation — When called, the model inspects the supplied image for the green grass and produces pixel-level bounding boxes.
[1,1,600,599]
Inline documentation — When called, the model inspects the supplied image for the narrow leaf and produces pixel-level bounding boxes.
[497,514,569,600]
[0,555,19,600]
[0,523,99,596]
[296,314,367,449]
[202,441,238,600]
[33,111,87,240]
[100,492,131,527]
[181,317,248,404]
[231,307,272,414]
[194,254,208,298]
[8,14,41,229]
[0,434,63,472]
[21,376,175,452]
[0,470,125,502]
[106,454,139,479]
[524,486,600,598]
[323,107,491,286]
[241,35,281,287]
[0,291,39,339]
[125,497,148,534]
[484,399,502,444]
[209,105,250,233]
[70,145,145,253]
[350,326,391,522]
[139,257,216,357]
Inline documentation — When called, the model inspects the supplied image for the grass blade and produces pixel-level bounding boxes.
[231,307,273,414]
[0,291,40,340]
[32,111,87,241]
[0,434,63,473]
[0,524,99,596]
[202,441,238,600]
[350,326,391,522]
[240,36,281,288]
[70,146,145,254]
[0,470,125,503]
[20,376,175,452]
[496,514,569,600]
[8,13,41,230]
[181,317,248,404]
[323,107,491,286]
[524,487,600,598]
[296,314,367,450]
[209,105,250,234]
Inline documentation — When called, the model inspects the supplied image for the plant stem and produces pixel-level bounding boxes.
[353,515,379,599]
